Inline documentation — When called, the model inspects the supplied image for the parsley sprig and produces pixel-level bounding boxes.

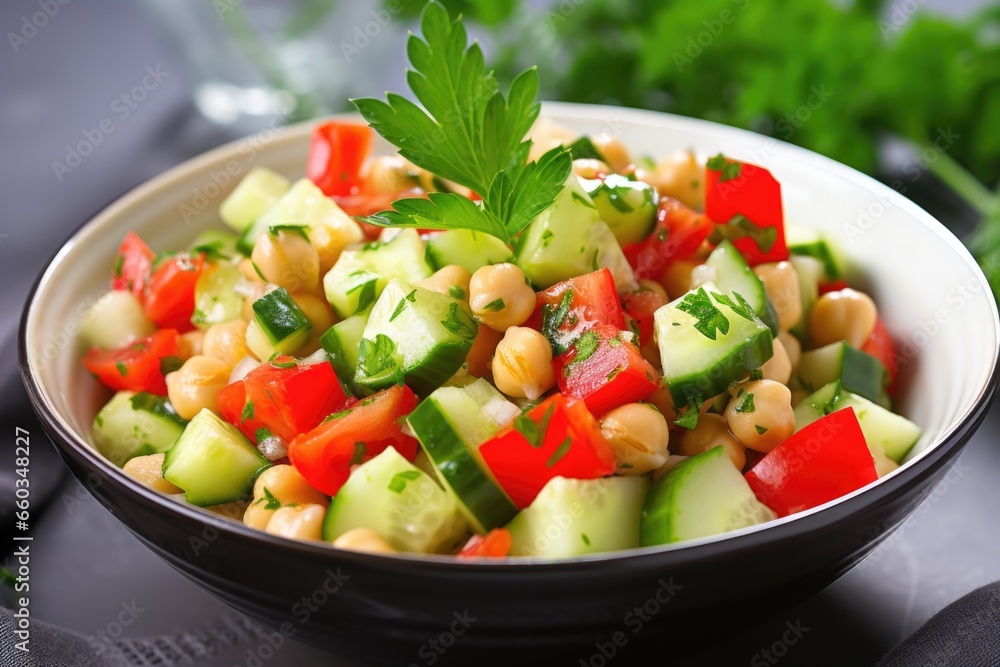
[352,1,571,245]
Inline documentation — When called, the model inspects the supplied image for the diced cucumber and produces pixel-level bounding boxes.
[92,391,186,467]
[654,282,773,408]
[506,476,650,557]
[788,255,824,343]
[581,175,658,246]
[794,380,922,462]
[407,379,520,533]
[320,310,370,382]
[251,287,312,354]
[323,229,434,318]
[796,341,885,402]
[641,446,776,545]
[425,230,514,274]
[515,175,638,292]
[162,409,271,506]
[189,229,242,259]
[354,280,477,396]
[787,225,841,279]
[219,167,291,233]
[191,263,245,330]
[323,448,470,554]
[80,290,155,350]
[704,240,780,335]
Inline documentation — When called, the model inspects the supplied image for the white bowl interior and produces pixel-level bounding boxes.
[24,103,999,505]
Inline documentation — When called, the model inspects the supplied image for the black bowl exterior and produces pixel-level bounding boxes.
[20,263,997,664]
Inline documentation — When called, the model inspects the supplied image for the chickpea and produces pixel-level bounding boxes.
[203,319,249,368]
[310,212,365,274]
[809,288,878,348]
[645,151,704,211]
[753,261,802,332]
[469,263,536,332]
[491,327,555,400]
[638,279,668,301]
[165,355,231,420]
[238,258,265,283]
[250,228,321,294]
[122,453,182,494]
[652,455,688,482]
[291,292,336,355]
[591,133,633,173]
[760,338,792,385]
[645,384,678,425]
[265,504,327,541]
[724,379,795,453]
[177,330,205,359]
[778,331,802,371]
[678,414,746,470]
[466,324,504,379]
[417,265,472,300]
[244,465,327,529]
[572,158,612,179]
[600,403,670,475]
[363,155,417,194]
[527,117,578,162]
[661,260,698,300]
[332,527,398,554]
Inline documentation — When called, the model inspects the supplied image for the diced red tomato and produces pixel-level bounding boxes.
[241,358,352,444]
[818,279,849,295]
[143,253,206,332]
[623,198,713,280]
[525,268,626,353]
[553,324,660,417]
[704,158,788,266]
[745,407,877,517]
[82,329,179,396]
[287,385,419,496]
[479,394,616,508]
[307,122,373,197]
[217,380,262,442]
[621,288,668,346]
[457,528,511,559]
[862,317,897,395]
[110,232,154,298]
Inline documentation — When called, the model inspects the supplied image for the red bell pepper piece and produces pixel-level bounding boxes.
[241,357,352,444]
[307,122,373,197]
[287,384,419,496]
[479,394,616,508]
[818,278,850,295]
[553,324,660,416]
[621,287,668,346]
[82,329,179,396]
[623,198,713,280]
[704,157,788,266]
[862,317,897,395]
[110,232,155,298]
[745,407,877,517]
[143,253,206,332]
[457,528,511,559]
[525,268,626,354]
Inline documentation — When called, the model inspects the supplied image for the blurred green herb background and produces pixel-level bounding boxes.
[386,0,1000,292]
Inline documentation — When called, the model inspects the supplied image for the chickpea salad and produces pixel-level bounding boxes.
[79,2,920,559]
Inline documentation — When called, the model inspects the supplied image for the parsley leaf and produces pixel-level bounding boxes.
[755,425,769,435]
[440,302,478,341]
[115,361,128,376]
[706,153,742,182]
[514,400,556,448]
[749,368,764,381]
[566,136,606,162]
[387,469,422,494]
[569,329,601,368]
[357,334,399,379]
[708,214,778,253]
[736,392,756,413]
[676,287,730,340]
[546,436,573,467]
[540,289,574,352]
[712,291,758,322]
[674,397,703,430]
[268,225,310,242]
[449,285,466,300]
[241,399,254,423]
[261,487,282,510]
[390,290,417,322]
[482,297,505,312]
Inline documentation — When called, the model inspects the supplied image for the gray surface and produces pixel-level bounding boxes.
[2,1,997,665]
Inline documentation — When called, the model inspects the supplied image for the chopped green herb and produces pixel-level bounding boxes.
[541,229,554,248]
[708,214,778,254]
[712,291,758,322]
[514,401,556,448]
[241,399,254,423]
[255,427,273,442]
[448,285,466,300]
[676,287,730,340]
[387,469,422,494]
[268,353,297,369]
[755,425,769,435]
[351,442,367,466]
[357,334,398,378]
[261,487,282,510]
[736,392,756,413]
[674,398,703,430]
[749,368,764,381]
[251,261,267,281]
[159,356,184,375]
[129,393,186,427]
[581,533,591,546]
[113,255,124,278]
[345,276,378,312]
[482,298,506,312]
[191,244,230,262]
[268,225,310,242]
[572,190,597,209]
[541,289,574,352]
[440,302,478,341]
[115,361,128,377]
[566,136,606,162]
[322,407,354,423]
[706,154,743,182]
[570,330,600,367]
[546,436,572,467]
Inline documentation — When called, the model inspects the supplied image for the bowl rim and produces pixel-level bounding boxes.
[19,102,1000,570]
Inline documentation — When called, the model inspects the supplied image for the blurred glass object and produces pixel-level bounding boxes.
[139,0,395,134]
